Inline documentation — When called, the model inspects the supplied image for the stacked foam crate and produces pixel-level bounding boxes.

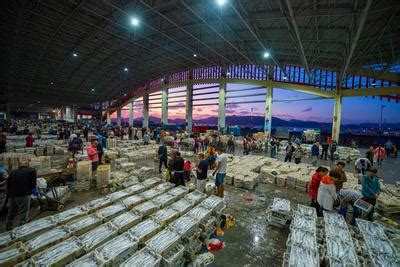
[75,160,92,191]
[283,204,319,267]
[356,219,400,266]
[266,198,292,228]
[96,164,111,190]
[323,211,359,266]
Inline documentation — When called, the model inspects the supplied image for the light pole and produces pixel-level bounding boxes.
[379,104,386,134]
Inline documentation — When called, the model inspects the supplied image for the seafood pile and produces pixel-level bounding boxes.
[266,198,292,228]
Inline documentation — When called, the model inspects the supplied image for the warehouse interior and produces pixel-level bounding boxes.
[1,0,400,266]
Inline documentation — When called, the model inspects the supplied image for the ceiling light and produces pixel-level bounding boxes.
[37,101,41,104]
[263,51,270,58]
[91,88,95,92]
[226,72,231,76]
[124,67,129,72]
[371,82,376,86]
[50,82,54,85]
[72,52,78,57]
[217,0,227,6]
[193,54,197,57]
[283,76,288,80]
[130,17,139,27]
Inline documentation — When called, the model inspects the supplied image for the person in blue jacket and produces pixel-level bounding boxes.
[311,142,320,165]
[360,167,381,221]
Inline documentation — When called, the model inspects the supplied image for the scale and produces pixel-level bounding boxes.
[354,198,373,213]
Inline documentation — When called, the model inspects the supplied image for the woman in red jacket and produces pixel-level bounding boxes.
[308,166,329,216]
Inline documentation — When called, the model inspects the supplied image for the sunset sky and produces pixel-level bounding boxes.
[112,83,400,124]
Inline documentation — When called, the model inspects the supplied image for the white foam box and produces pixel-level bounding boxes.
[110,211,142,234]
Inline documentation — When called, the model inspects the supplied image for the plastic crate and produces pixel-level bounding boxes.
[152,193,179,208]
[129,219,163,244]
[110,211,142,234]
[169,215,199,239]
[66,251,105,267]
[163,244,185,267]
[79,223,118,252]
[53,206,88,225]
[170,199,195,216]
[96,203,126,222]
[185,190,207,204]
[0,242,27,266]
[121,195,146,209]
[24,226,71,256]
[145,229,181,256]
[151,208,180,226]
[0,231,15,249]
[66,214,103,236]
[133,201,160,217]
[120,247,161,267]
[13,216,56,242]
[187,206,212,223]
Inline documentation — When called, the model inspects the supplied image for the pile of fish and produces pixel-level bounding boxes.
[266,198,292,228]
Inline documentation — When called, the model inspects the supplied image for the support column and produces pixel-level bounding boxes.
[264,80,273,138]
[332,94,342,143]
[161,85,168,125]
[186,81,193,133]
[106,111,111,125]
[143,94,149,129]
[117,108,122,126]
[218,67,227,132]
[128,101,134,126]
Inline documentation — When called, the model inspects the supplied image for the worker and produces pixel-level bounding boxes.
[206,144,216,168]
[212,147,228,198]
[384,140,393,157]
[335,189,362,224]
[158,143,168,174]
[317,169,341,213]
[0,130,6,154]
[227,137,235,154]
[293,143,304,164]
[270,138,277,158]
[365,146,375,166]
[354,157,371,175]
[329,140,337,161]
[320,140,329,160]
[284,142,295,162]
[308,167,329,216]
[196,153,208,193]
[194,135,199,153]
[360,167,381,221]
[0,164,9,214]
[333,161,347,191]
[96,134,104,165]
[25,133,34,147]
[311,142,320,165]
[83,126,89,142]
[171,151,185,187]
[374,144,386,166]
[87,137,99,180]
[6,160,37,230]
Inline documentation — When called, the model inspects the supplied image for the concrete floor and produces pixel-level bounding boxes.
[1,148,399,266]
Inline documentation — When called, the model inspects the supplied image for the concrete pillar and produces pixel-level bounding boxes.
[161,86,168,125]
[218,67,227,131]
[106,111,111,125]
[264,80,273,138]
[128,102,134,126]
[332,94,342,143]
[143,94,149,129]
[185,82,193,133]
[116,109,122,126]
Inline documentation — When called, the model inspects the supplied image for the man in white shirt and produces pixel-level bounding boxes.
[354,157,371,175]
[212,148,228,198]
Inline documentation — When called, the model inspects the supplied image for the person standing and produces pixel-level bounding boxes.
[284,142,295,162]
[196,153,209,192]
[83,126,89,142]
[171,151,185,187]
[87,137,99,179]
[384,140,393,157]
[25,133,34,148]
[329,140,337,161]
[308,167,329,216]
[143,132,150,145]
[158,143,168,174]
[365,146,375,166]
[311,142,320,165]
[320,140,329,160]
[360,167,381,221]
[6,160,37,230]
[270,139,277,158]
[0,130,6,154]
[334,161,347,191]
[317,170,340,212]
[227,137,235,154]
[374,144,386,166]
[212,148,228,198]
[128,126,133,140]
[293,143,304,164]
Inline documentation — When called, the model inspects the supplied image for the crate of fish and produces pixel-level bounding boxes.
[185,190,207,204]
[121,194,145,209]
[187,206,213,224]
[324,224,352,242]
[31,237,84,267]
[168,185,189,198]
[129,219,163,244]
[152,193,179,208]
[276,176,287,186]
[95,232,139,266]
[355,219,386,239]
[325,238,359,266]
[287,245,319,267]
[24,226,71,256]
[323,211,348,230]
[133,201,160,217]
[162,243,185,267]
[154,182,175,193]
[184,238,202,261]
[79,223,118,252]
[109,190,131,202]
[96,203,126,222]
[286,229,318,250]
[120,247,162,267]
[66,214,103,236]
[268,198,292,218]
[84,195,112,213]
[286,175,296,188]
[0,231,15,249]
[290,214,317,233]
[141,177,162,188]
[53,206,88,225]
[14,258,33,267]
[151,208,180,226]
[66,251,105,267]
[169,215,200,239]
[124,183,146,194]
[296,204,317,218]
[13,216,56,242]
[145,229,181,256]
[0,242,27,266]
[199,195,224,214]
[266,212,289,228]
[110,211,142,233]
[141,188,163,200]
[170,198,195,215]
[199,216,217,232]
